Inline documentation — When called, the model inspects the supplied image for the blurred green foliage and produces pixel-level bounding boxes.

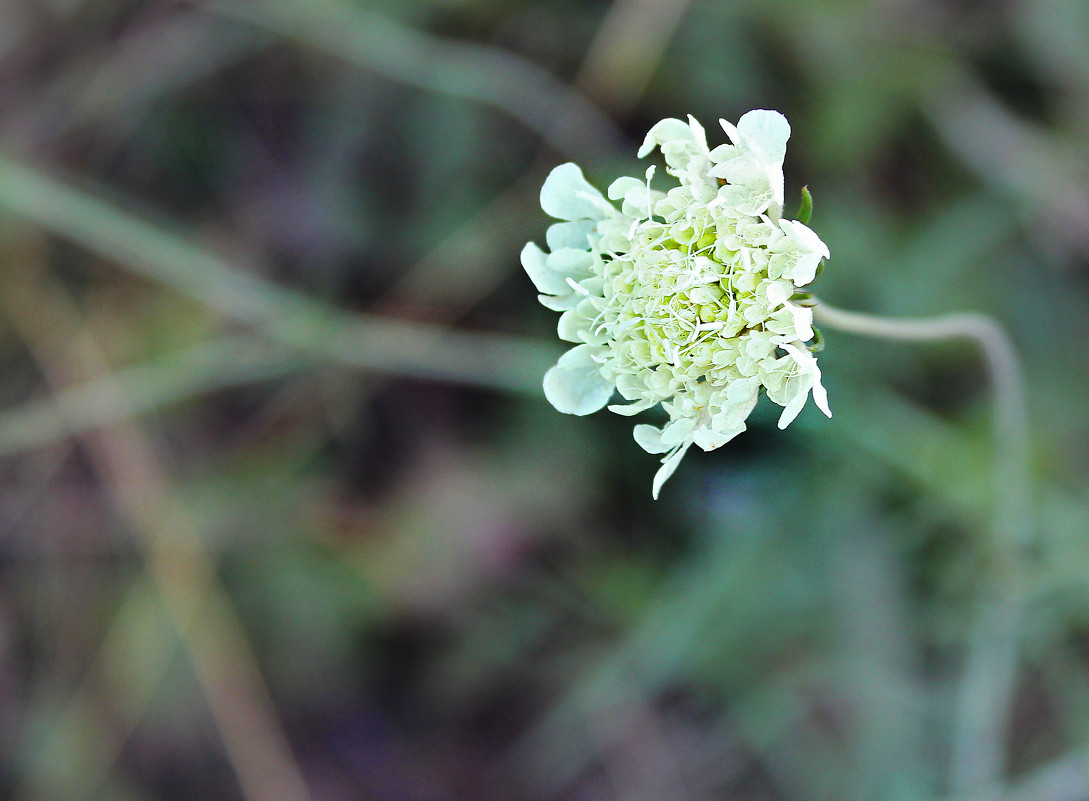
[1,0,1089,800]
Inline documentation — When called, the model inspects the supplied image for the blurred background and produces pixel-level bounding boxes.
[1,0,1089,799]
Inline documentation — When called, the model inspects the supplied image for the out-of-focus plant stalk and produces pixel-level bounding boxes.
[0,154,557,397]
[0,335,305,457]
[0,261,316,801]
[200,0,623,160]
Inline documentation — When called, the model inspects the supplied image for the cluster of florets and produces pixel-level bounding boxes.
[522,110,831,497]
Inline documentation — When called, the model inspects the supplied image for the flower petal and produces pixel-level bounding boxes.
[777,219,829,285]
[633,424,671,454]
[557,308,586,343]
[541,163,611,221]
[608,176,644,200]
[637,117,693,158]
[811,364,832,418]
[543,346,613,415]
[693,423,744,452]
[725,377,760,405]
[779,219,830,259]
[686,114,709,152]
[521,242,567,295]
[788,303,814,341]
[546,247,595,278]
[538,293,581,312]
[735,109,790,166]
[546,220,596,251]
[776,391,808,429]
[608,399,656,416]
[651,441,692,500]
[660,416,697,447]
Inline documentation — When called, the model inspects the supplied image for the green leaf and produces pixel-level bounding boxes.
[795,186,813,225]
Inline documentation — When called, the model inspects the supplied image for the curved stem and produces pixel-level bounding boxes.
[812,301,1031,555]
[813,299,1033,800]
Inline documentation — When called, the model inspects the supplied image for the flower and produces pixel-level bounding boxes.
[523,110,831,498]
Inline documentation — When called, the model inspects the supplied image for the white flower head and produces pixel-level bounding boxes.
[523,110,831,498]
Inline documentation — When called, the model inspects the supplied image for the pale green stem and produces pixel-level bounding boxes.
[813,300,1032,800]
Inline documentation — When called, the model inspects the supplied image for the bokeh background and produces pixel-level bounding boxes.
[1,0,1089,799]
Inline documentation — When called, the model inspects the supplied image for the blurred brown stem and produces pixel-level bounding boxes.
[0,248,315,801]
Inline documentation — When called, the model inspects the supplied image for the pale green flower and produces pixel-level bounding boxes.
[523,110,831,498]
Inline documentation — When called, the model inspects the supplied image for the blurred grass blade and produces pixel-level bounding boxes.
[0,335,305,457]
[0,153,557,395]
[201,0,622,159]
